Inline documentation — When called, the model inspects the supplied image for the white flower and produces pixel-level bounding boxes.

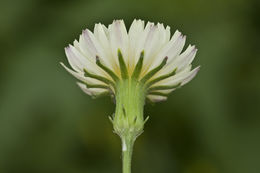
[61,19,200,102]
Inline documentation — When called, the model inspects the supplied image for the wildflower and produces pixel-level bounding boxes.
[61,19,199,173]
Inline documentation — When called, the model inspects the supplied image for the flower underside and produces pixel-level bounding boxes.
[61,19,200,173]
[61,19,200,102]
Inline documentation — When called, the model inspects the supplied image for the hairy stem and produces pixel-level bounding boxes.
[122,134,135,173]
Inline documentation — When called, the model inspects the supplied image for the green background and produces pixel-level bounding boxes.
[0,0,260,172]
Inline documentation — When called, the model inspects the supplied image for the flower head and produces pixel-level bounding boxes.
[61,19,199,102]
[61,19,200,173]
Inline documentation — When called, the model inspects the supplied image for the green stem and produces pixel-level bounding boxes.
[122,135,135,173]
[112,79,147,173]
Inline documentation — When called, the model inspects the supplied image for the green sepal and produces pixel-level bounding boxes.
[146,68,177,88]
[83,68,116,89]
[118,49,129,79]
[140,56,168,84]
[131,50,144,79]
[96,56,119,82]
[149,83,181,91]
[84,82,108,89]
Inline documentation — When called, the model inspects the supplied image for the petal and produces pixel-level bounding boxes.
[81,29,113,69]
[141,23,171,76]
[175,45,197,72]
[94,23,109,46]
[94,23,117,69]
[165,26,171,42]
[128,19,145,72]
[147,95,167,102]
[108,20,129,67]
[65,44,104,76]
[79,30,97,58]
[154,66,200,87]
[164,30,186,61]
[152,89,175,94]
[66,43,109,78]
[181,66,200,86]
[128,21,155,75]
[77,82,108,96]
[157,23,170,44]
[148,30,186,77]
[60,62,106,85]
[142,24,160,72]
[65,46,82,72]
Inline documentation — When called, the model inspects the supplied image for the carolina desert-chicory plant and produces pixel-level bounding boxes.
[61,19,199,173]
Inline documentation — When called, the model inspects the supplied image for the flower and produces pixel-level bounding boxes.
[61,19,200,173]
[61,19,200,103]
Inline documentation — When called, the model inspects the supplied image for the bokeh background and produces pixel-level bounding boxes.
[0,0,260,172]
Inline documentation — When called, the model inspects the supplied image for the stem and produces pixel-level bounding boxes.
[122,135,135,173]
[112,79,147,173]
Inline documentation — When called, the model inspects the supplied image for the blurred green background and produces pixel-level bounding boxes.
[0,0,260,173]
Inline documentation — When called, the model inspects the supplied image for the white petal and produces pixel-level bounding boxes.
[181,66,200,86]
[77,35,95,68]
[82,29,113,69]
[77,82,108,96]
[165,26,171,42]
[93,24,110,52]
[166,31,186,61]
[66,43,110,78]
[142,24,160,70]
[94,23,117,70]
[154,66,200,87]
[141,23,170,76]
[147,95,167,102]
[157,23,169,44]
[79,30,97,57]
[148,30,186,77]
[65,45,84,72]
[61,62,85,80]
[60,62,106,85]
[175,45,197,72]
[128,19,145,72]
[172,30,182,41]
[108,20,129,67]
[152,89,175,94]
